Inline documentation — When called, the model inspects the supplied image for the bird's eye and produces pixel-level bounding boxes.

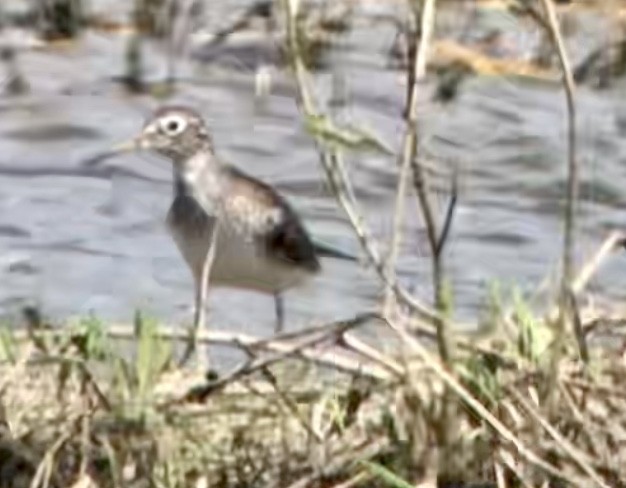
[159,115,187,136]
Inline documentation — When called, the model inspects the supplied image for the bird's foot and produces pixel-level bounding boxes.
[178,323,210,371]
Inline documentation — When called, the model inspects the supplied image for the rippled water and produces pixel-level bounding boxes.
[1,0,626,337]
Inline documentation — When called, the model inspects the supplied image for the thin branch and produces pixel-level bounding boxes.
[9,314,392,380]
[283,0,443,325]
[512,231,625,338]
[435,169,458,257]
[176,313,386,402]
[405,0,453,365]
[537,0,578,320]
[340,332,405,376]
[384,0,434,315]
[109,316,393,380]
[401,2,460,479]
[384,123,413,315]
[571,230,625,295]
[535,0,580,414]
[322,150,442,323]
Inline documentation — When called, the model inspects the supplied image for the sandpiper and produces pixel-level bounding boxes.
[114,105,352,355]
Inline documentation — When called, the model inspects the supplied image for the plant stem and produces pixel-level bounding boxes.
[538,0,580,389]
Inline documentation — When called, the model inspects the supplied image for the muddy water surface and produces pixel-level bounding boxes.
[1,0,626,340]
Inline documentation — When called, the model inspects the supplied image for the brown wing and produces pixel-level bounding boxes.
[225,166,321,273]
[264,208,321,272]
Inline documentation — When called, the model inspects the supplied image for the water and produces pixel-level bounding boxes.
[1,0,626,337]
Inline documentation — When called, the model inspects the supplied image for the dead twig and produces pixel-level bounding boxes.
[537,0,579,363]
[572,230,626,295]
[406,0,454,364]
[339,332,405,376]
[12,313,391,380]
[282,0,445,326]
[176,313,384,402]
[384,0,433,316]
[508,387,609,487]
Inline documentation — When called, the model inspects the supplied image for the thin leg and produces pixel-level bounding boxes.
[274,293,284,334]
[179,226,219,368]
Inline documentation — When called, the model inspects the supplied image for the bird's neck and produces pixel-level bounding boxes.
[173,150,224,203]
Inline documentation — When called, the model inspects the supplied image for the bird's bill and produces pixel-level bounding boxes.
[111,137,141,154]
[83,136,146,168]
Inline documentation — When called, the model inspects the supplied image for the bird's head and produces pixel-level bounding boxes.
[118,106,213,164]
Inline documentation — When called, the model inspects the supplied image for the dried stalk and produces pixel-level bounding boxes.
[320,150,442,323]
[401,0,463,479]
[282,0,443,325]
[540,0,578,290]
[385,0,440,325]
[340,332,405,376]
[508,387,608,487]
[384,315,581,485]
[571,230,625,294]
[176,313,386,402]
[110,318,393,380]
[508,231,625,349]
[537,0,578,324]
[384,0,428,316]
[405,0,453,363]
[532,0,579,410]
[7,314,392,380]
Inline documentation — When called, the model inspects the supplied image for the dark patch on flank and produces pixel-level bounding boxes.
[226,166,320,272]
[265,212,320,273]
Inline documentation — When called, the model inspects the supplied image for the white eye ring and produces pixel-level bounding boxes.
[159,114,187,136]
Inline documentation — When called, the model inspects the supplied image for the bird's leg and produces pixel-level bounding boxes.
[273,293,284,334]
[179,226,219,369]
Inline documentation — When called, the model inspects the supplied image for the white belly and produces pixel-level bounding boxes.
[167,215,313,294]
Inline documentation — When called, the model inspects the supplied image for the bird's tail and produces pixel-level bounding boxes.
[313,240,357,262]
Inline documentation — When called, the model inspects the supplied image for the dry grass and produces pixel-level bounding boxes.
[2,284,626,487]
[4,0,626,487]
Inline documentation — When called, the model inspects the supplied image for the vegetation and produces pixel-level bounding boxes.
[2,0,626,487]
